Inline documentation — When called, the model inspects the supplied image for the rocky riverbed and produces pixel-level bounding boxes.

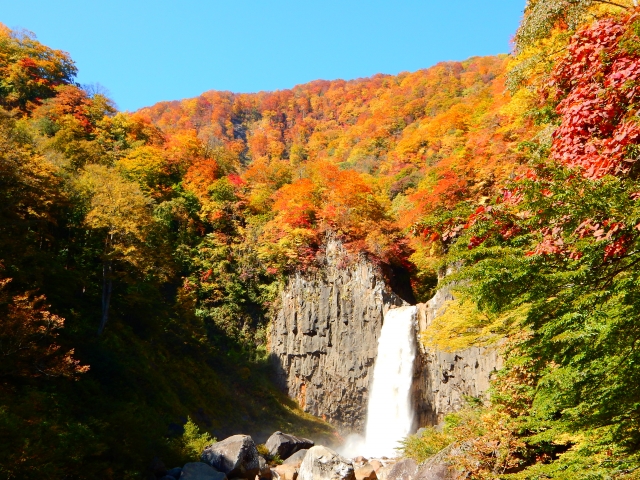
[149,430,454,480]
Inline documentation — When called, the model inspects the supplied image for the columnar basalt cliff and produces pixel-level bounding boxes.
[413,285,503,426]
[269,239,405,432]
[270,245,502,433]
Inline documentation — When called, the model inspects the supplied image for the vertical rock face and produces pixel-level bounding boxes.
[270,243,502,433]
[412,283,503,426]
[269,239,404,432]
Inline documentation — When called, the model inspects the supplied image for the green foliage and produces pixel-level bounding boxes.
[180,417,215,461]
[514,0,593,52]
[514,0,632,53]
[400,426,453,464]
[426,160,640,476]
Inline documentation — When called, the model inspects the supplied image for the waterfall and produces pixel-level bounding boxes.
[340,305,418,458]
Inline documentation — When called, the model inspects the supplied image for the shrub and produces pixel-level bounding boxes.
[400,426,453,464]
[181,417,215,461]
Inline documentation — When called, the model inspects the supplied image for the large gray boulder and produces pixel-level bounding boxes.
[272,463,298,480]
[179,462,227,480]
[201,434,260,478]
[380,458,418,479]
[376,458,453,480]
[166,467,183,479]
[298,445,355,480]
[416,462,455,480]
[283,449,308,467]
[266,431,314,459]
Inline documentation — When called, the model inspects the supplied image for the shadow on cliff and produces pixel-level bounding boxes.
[190,352,338,447]
[381,262,417,305]
[188,319,337,445]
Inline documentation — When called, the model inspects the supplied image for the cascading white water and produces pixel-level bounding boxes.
[340,305,417,458]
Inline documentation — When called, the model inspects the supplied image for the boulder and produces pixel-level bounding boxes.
[369,459,383,472]
[369,460,383,473]
[259,456,273,479]
[150,456,167,477]
[283,449,308,467]
[265,431,314,459]
[415,463,454,480]
[378,458,418,480]
[272,463,299,480]
[354,463,377,480]
[201,435,260,479]
[179,462,227,480]
[298,445,355,480]
[166,467,183,479]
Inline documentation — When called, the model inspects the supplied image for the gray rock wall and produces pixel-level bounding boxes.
[270,244,502,433]
[269,239,404,433]
[413,284,503,426]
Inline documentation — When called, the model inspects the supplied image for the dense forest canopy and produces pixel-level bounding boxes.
[3,0,640,477]
[139,54,534,296]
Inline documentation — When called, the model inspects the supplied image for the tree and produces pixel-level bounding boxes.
[0,276,88,379]
[75,164,159,335]
[514,0,633,53]
[0,24,76,112]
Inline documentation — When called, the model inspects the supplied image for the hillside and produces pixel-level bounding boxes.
[138,55,534,298]
[0,31,529,474]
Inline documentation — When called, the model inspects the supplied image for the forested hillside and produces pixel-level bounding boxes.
[0,24,332,479]
[4,0,640,477]
[139,54,533,299]
[403,1,640,478]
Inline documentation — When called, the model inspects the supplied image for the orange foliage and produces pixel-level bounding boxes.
[137,55,535,270]
[141,56,531,224]
[0,277,88,379]
[272,178,317,228]
[0,23,77,112]
[183,158,219,198]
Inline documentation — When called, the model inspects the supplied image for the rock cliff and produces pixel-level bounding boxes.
[269,239,404,432]
[413,284,503,426]
[270,242,502,433]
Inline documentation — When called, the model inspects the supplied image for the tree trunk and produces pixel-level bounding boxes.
[98,259,113,336]
[98,233,114,336]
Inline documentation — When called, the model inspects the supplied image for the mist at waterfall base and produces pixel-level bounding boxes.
[340,305,418,458]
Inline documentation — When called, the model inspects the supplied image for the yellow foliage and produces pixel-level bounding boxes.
[116,145,165,191]
[421,291,530,351]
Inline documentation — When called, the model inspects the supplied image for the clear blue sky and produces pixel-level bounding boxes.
[3,1,525,112]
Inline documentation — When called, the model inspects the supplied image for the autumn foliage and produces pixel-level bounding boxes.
[550,12,640,178]
[0,277,88,379]
[137,55,535,281]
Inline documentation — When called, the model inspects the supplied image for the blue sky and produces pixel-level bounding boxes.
[3,1,525,112]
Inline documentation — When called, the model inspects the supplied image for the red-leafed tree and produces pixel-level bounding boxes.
[550,13,640,178]
[0,277,88,379]
[0,24,76,112]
